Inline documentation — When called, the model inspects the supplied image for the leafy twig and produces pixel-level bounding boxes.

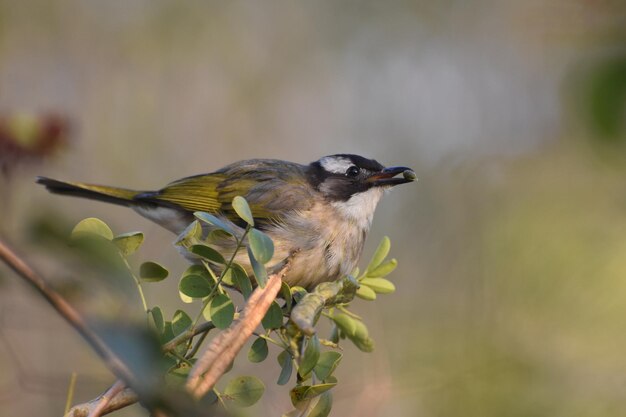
[186,258,293,398]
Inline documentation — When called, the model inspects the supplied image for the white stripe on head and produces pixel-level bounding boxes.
[319,156,353,174]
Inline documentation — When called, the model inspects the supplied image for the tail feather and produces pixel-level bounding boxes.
[36,176,141,207]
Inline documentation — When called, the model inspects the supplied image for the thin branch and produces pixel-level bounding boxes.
[186,260,293,398]
[0,237,138,385]
[87,379,126,417]
[161,321,215,353]
[64,386,138,417]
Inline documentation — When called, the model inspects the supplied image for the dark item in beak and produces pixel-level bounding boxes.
[367,166,417,187]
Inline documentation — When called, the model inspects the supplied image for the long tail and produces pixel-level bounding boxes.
[36,176,143,207]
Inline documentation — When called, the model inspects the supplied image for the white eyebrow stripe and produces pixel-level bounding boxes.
[319,157,353,174]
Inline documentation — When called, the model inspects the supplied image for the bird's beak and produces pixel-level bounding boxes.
[367,166,417,187]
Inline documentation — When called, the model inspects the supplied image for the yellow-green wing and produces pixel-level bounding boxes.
[152,173,226,214]
[143,159,315,225]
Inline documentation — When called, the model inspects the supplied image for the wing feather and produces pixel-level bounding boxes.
[137,160,315,227]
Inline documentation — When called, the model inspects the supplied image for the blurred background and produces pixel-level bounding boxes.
[1,1,626,416]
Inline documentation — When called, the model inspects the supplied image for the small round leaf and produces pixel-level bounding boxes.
[149,306,164,334]
[224,376,265,407]
[248,228,274,264]
[314,351,342,381]
[298,335,320,378]
[113,232,144,256]
[247,246,268,288]
[290,383,336,405]
[171,310,192,336]
[277,350,293,386]
[231,263,253,299]
[308,391,333,417]
[72,217,113,240]
[194,212,235,236]
[190,244,225,264]
[179,274,212,298]
[210,293,234,329]
[248,337,269,363]
[140,261,169,282]
[232,196,254,226]
[261,301,283,330]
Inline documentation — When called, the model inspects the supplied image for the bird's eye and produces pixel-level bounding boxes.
[346,166,360,177]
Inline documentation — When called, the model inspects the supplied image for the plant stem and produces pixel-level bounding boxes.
[123,258,148,314]
[186,328,210,359]
[64,372,77,415]
[191,226,251,328]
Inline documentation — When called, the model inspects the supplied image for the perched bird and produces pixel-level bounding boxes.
[37,154,416,288]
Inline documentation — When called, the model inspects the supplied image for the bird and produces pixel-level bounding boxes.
[37,154,416,289]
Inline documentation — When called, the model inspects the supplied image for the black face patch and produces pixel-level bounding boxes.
[306,154,385,201]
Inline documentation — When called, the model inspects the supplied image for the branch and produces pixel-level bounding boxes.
[64,384,138,417]
[186,261,292,398]
[64,317,218,416]
[162,321,215,353]
[0,237,139,386]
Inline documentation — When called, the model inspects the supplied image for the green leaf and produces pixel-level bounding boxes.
[347,320,374,352]
[280,281,293,312]
[356,285,377,301]
[248,337,269,363]
[248,246,268,288]
[179,274,213,298]
[210,293,234,329]
[149,306,164,334]
[139,261,169,282]
[71,217,114,240]
[190,244,225,264]
[291,286,307,303]
[308,391,333,417]
[171,310,192,336]
[366,259,397,278]
[179,291,193,304]
[113,232,144,256]
[329,325,339,344]
[314,351,342,381]
[277,350,293,385]
[175,220,202,247]
[290,383,336,405]
[298,335,320,378]
[262,301,283,330]
[223,376,264,407]
[160,321,174,344]
[232,196,254,226]
[332,313,356,336]
[231,263,253,299]
[248,228,274,264]
[194,211,235,236]
[365,236,390,273]
[360,277,396,294]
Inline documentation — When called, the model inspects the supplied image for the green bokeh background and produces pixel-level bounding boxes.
[1,1,625,416]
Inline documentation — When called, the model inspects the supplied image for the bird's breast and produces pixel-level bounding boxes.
[259,201,372,288]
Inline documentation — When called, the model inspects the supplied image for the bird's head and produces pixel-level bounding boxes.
[307,154,416,202]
